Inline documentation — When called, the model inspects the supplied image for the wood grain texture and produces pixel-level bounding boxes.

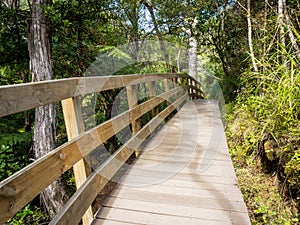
[147,80,158,116]
[62,97,93,225]
[126,85,141,135]
[49,95,188,225]
[0,73,204,224]
[0,86,185,224]
[0,73,201,117]
[94,100,251,225]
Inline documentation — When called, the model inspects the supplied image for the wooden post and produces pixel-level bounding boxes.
[192,80,196,98]
[173,78,177,88]
[179,77,184,87]
[148,81,158,116]
[164,79,170,104]
[197,83,202,98]
[126,85,141,156]
[188,78,192,99]
[178,77,183,98]
[61,97,93,225]
[173,77,180,100]
[169,78,173,89]
[164,79,170,92]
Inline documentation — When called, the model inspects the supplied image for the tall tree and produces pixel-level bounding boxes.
[247,0,258,72]
[188,17,198,79]
[278,0,286,49]
[283,1,300,58]
[182,16,198,79]
[28,0,66,217]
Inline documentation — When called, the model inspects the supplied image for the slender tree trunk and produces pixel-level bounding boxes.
[278,0,286,48]
[130,1,140,61]
[188,35,197,78]
[177,48,181,73]
[182,17,198,79]
[247,0,258,72]
[75,0,83,77]
[263,0,268,57]
[28,0,67,217]
[284,8,300,57]
[189,17,198,79]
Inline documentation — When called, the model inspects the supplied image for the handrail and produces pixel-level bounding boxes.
[0,73,202,117]
[0,73,203,225]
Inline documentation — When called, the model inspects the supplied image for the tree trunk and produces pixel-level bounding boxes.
[188,35,197,78]
[263,0,268,57]
[247,0,258,72]
[130,1,140,61]
[284,6,300,58]
[28,0,67,218]
[182,17,198,79]
[278,0,286,48]
[75,0,83,77]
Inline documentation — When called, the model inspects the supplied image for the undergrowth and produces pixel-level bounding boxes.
[226,47,300,224]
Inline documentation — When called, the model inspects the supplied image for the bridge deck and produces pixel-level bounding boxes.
[92,100,251,225]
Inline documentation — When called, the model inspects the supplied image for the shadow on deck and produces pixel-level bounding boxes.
[92,100,251,225]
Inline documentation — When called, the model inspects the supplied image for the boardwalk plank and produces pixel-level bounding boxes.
[101,197,251,225]
[93,100,251,225]
[95,207,233,225]
[124,161,237,178]
[124,169,238,184]
[107,188,247,212]
[117,175,242,194]
[92,218,139,225]
[113,185,244,202]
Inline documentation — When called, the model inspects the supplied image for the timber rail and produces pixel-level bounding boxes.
[0,73,204,225]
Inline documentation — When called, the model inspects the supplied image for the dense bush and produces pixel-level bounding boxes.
[226,47,300,224]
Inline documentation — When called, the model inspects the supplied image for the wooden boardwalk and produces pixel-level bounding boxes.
[92,100,251,225]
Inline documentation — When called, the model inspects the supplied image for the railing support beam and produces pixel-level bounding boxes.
[147,81,158,117]
[164,79,171,105]
[61,97,93,225]
[126,84,141,156]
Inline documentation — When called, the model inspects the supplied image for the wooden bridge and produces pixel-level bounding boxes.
[0,74,251,225]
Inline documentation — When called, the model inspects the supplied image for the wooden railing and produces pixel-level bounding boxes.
[0,73,203,225]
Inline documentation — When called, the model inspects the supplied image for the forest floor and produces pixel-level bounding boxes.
[230,150,299,225]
